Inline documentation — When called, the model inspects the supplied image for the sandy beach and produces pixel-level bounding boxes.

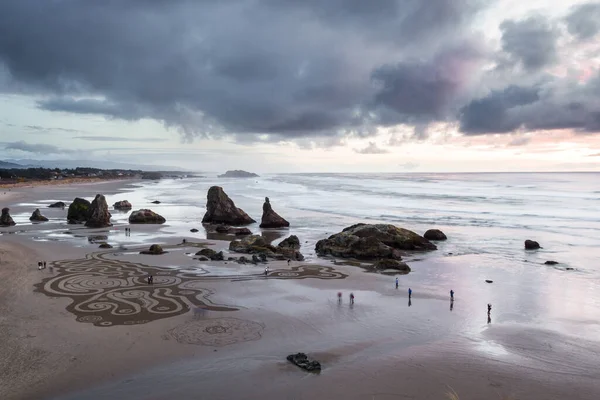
[1,179,600,400]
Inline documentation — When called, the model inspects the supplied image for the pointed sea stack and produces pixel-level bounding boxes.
[259,197,289,228]
[30,208,49,222]
[202,186,255,225]
[85,194,113,228]
[0,207,16,226]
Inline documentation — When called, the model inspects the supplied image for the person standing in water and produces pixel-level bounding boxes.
[349,293,354,304]
[337,292,342,303]
[450,290,454,300]
[408,288,412,298]
[395,277,399,289]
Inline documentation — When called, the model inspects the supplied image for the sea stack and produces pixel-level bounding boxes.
[67,197,91,224]
[0,207,16,226]
[129,209,166,224]
[29,208,49,222]
[85,194,113,228]
[259,197,289,228]
[202,186,255,225]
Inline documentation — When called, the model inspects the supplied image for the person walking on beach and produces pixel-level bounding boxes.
[487,303,492,314]
[395,277,399,289]
[287,259,291,266]
[337,292,342,303]
[408,288,412,298]
[450,290,454,301]
[349,292,354,304]
[265,266,269,276]
[43,261,46,269]
[38,261,42,270]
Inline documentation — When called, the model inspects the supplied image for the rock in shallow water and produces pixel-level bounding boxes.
[140,244,166,255]
[48,201,66,209]
[113,200,132,209]
[67,197,91,224]
[259,197,289,228]
[423,229,447,241]
[525,239,541,250]
[0,207,16,226]
[544,260,559,265]
[287,353,321,372]
[129,209,166,224]
[86,194,113,228]
[29,208,49,222]
[202,186,255,225]
[315,223,436,260]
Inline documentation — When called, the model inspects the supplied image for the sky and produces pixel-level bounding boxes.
[1,0,600,173]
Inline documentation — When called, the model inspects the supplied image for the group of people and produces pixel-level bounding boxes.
[37,261,48,270]
[124,227,131,236]
[337,292,355,304]
[147,275,154,284]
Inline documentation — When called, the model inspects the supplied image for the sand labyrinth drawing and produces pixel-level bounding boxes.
[34,244,348,327]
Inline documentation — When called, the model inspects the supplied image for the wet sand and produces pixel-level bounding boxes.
[1,182,600,400]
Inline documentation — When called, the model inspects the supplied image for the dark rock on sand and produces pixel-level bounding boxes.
[424,229,447,241]
[287,353,321,372]
[0,207,16,226]
[566,267,575,271]
[278,247,305,261]
[140,244,166,255]
[544,260,559,265]
[315,223,436,260]
[48,201,66,209]
[238,256,249,264]
[113,200,132,210]
[214,224,252,235]
[129,209,166,224]
[230,235,277,256]
[98,243,113,249]
[373,259,411,273]
[29,208,49,222]
[259,197,289,228]
[195,248,224,261]
[218,170,259,178]
[202,186,255,225]
[190,228,199,233]
[197,256,210,261]
[67,198,91,224]
[86,194,112,228]
[151,200,161,204]
[525,240,541,250]
[485,280,493,283]
[278,235,300,250]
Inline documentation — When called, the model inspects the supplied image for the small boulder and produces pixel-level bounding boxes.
[98,243,113,249]
[29,208,49,222]
[259,197,290,228]
[113,200,132,210]
[201,186,255,225]
[278,235,300,250]
[85,194,113,228]
[48,201,66,209]
[287,353,321,372]
[373,259,411,272]
[195,248,224,261]
[190,228,199,233]
[140,244,166,255]
[151,200,161,204]
[67,198,91,224]
[423,229,447,241]
[232,227,252,236]
[525,240,541,250]
[251,254,260,264]
[278,247,305,261]
[544,260,559,265]
[197,256,210,261]
[88,235,108,243]
[215,224,231,233]
[129,209,166,224]
[0,207,16,226]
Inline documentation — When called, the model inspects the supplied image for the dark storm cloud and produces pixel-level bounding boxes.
[460,73,600,135]
[500,16,559,71]
[0,0,490,141]
[565,2,600,40]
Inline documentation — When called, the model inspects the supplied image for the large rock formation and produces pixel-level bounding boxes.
[315,223,436,260]
[424,229,447,241]
[85,194,112,228]
[525,239,541,250]
[113,200,132,210]
[29,208,49,222]
[202,186,255,225]
[278,235,300,250]
[48,201,66,209]
[218,170,259,178]
[259,197,289,228]
[277,235,304,261]
[0,207,16,226]
[67,198,91,224]
[128,209,166,224]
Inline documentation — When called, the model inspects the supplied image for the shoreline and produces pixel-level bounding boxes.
[0,176,136,190]
[1,178,599,400]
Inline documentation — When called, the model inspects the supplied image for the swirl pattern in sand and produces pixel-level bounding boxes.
[34,244,348,327]
[168,318,264,347]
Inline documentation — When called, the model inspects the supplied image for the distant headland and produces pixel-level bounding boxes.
[218,170,259,178]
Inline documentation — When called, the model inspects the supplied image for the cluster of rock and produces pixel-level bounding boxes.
[287,353,321,372]
[65,195,113,227]
[129,209,166,224]
[229,234,305,261]
[0,207,16,226]
[30,208,49,222]
[195,248,225,261]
